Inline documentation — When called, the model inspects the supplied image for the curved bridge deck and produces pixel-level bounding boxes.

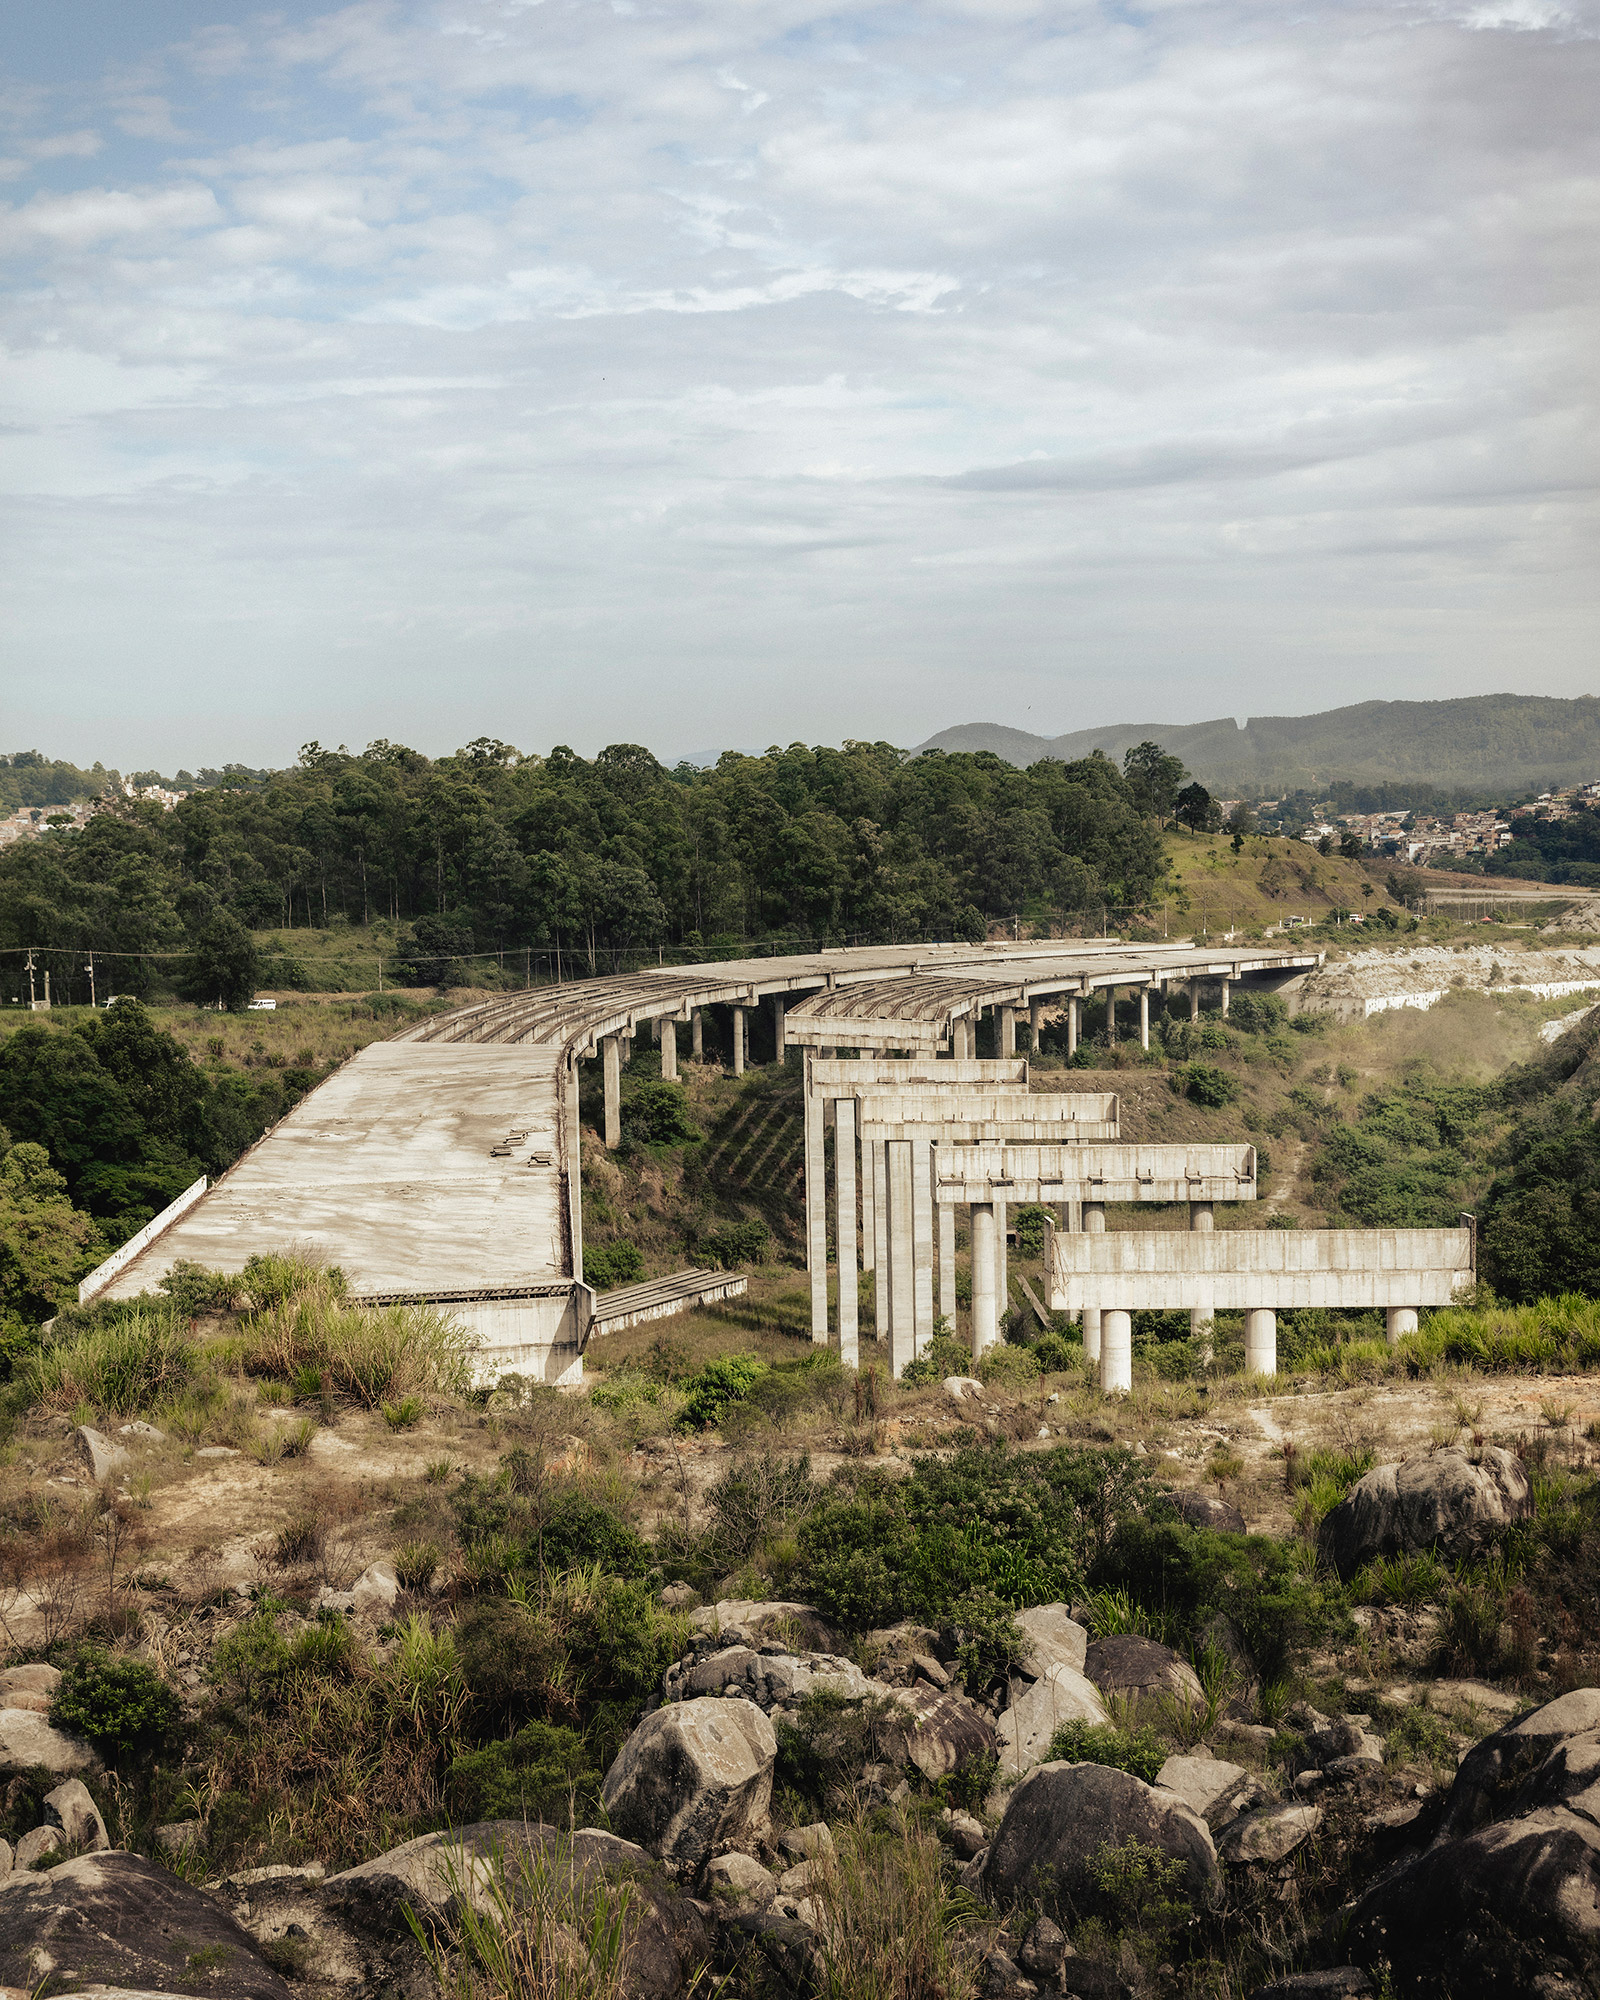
[88,937,1320,1381]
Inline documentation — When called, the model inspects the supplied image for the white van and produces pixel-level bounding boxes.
[246,997,277,1011]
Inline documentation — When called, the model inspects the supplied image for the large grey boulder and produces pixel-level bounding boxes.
[1220,1804,1322,1866]
[690,1600,838,1652]
[983,1761,1220,1921]
[671,1645,875,1709]
[1317,1447,1532,1579]
[876,1683,997,1783]
[0,1851,288,2000]
[1155,1754,1256,1830]
[1173,1491,1247,1534]
[1016,1604,1089,1678]
[602,1698,776,1877]
[1085,1635,1204,1707]
[0,1664,60,1715]
[996,1665,1110,1780]
[1346,1690,1600,1995]
[234,1823,709,2000]
[42,1779,108,1853]
[72,1426,130,1483]
[0,1709,99,1777]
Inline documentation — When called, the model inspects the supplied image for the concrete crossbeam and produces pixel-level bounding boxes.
[1048,1227,1474,1313]
[934,1143,1256,1205]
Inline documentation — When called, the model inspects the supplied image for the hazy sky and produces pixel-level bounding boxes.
[3,0,1597,771]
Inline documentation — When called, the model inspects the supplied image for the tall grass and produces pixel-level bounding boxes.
[17,1311,200,1419]
[810,1811,986,2000]
[244,1282,474,1408]
[1287,1295,1600,1385]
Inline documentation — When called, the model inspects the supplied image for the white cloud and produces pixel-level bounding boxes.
[0,0,1595,766]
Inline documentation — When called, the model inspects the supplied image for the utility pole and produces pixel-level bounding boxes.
[25,950,36,1010]
[85,952,96,1008]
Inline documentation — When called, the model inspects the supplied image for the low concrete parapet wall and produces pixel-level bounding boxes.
[78,1176,209,1305]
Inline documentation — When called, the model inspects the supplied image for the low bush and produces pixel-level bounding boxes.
[901,1332,972,1388]
[53,1648,181,1756]
[619,1081,700,1147]
[698,1220,771,1270]
[1045,1718,1166,1784]
[582,1241,645,1291]
[1181,1062,1238,1109]
[677,1352,767,1429]
[445,1718,600,1825]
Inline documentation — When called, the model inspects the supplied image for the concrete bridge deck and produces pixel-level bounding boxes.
[84,936,1320,1382]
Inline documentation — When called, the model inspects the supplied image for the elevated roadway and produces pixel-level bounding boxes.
[85,937,1320,1381]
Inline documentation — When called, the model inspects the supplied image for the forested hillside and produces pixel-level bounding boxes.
[919,692,1600,795]
[0,740,1164,999]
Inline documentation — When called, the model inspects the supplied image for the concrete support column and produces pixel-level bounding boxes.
[1386,1306,1418,1344]
[861,1132,876,1273]
[1188,1201,1214,1360]
[1189,981,1201,1023]
[1245,1307,1277,1377]
[834,1099,859,1366]
[1106,988,1117,1045]
[1101,1309,1133,1395]
[873,1141,890,1340]
[1029,998,1045,1050]
[1220,977,1232,1018]
[805,1076,828,1342]
[660,1017,678,1081]
[938,1189,957,1326]
[1139,986,1151,1050]
[691,1009,704,1061]
[772,995,786,1062]
[886,1140,917,1377]
[996,1198,1008,1327]
[912,1140,935,1351]
[1082,1200,1105,1364]
[1000,1005,1017,1057]
[970,1202,999,1359]
[602,1036,622,1149]
[1067,998,1080,1061]
[731,1006,746,1076]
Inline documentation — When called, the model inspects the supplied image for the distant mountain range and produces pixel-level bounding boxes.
[914,694,1600,797]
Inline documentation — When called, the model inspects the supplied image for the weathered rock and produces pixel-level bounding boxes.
[1173,1490,1248,1533]
[941,1807,987,1859]
[1155,1753,1256,1829]
[689,1600,838,1652]
[14,1826,60,1868]
[1346,1689,1600,1996]
[660,1582,699,1611]
[43,1779,108,1853]
[1220,1804,1322,1865]
[0,1840,12,1877]
[982,1946,1038,1996]
[72,1425,130,1483]
[959,1847,989,1896]
[1216,1718,1277,1757]
[236,1823,708,2000]
[1316,1446,1533,1580]
[1058,1961,1133,2000]
[1248,1974,1372,2000]
[0,1664,61,1716]
[0,1851,288,1999]
[984,1761,1219,1920]
[718,1907,819,1994]
[156,1819,201,1855]
[602,1698,776,1877]
[703,1851,776,1908]
[0,1709,99,1777]
[779,1822,834,1862]
[863,1622,947,1685]
[1015,1603,1089,1678]
[996,1664,1110,1779]
[1019,1914,1068,1980]
[196,1445,241,1459]
[351,1561,398,1618]
[118,1420,167,1440]
[913,1652,951,1688]
[670,1644,875,1710]
[943,1376,985,1405]
[879,1683,998,1784]
[1084,1634,1204,1707]
[776,1858,817,1895]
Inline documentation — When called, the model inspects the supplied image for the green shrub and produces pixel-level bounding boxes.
[445,1719,600,1825]
[244,1295,472,1408]
[1182,1062,1238,1108]
[900,1332,972,1388]
[383,1394,426,1430]
[1045,1719,1167,1784]
[53,1649,181,1755]
[582,1241,645,1291]
[619,1082,700,1147]
[159,1260,249,1316]
[698,1220,771,1270]
[1032,1329,1081,1373]
[976,1344,1039,1389]
[677,1352,767,1429]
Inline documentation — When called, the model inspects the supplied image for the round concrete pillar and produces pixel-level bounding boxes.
[1245,1308,1277,1377]
[1386,1306,1418,1344]
[970,1202,999,1357]
[1101,1309,1132,1395]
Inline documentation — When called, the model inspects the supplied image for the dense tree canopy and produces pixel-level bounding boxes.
[0,740,1167,990]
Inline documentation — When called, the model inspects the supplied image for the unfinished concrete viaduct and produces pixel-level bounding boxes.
[84,938,1348,1385]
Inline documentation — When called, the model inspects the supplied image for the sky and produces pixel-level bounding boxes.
[2,0,1597,771]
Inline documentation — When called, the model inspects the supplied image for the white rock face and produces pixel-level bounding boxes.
[995,1665,1110,1779]
[0,1665,61,1717]
[703,1852,776,1907]
[1220,1803,1322,1864]
[1155,1754,1255,1829]
[1015,1605,1089,1678]
[0,1710,100,1778]
[601,1697,777,1877]
[44,1778,108,1852]
[73,1427,130,1483]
